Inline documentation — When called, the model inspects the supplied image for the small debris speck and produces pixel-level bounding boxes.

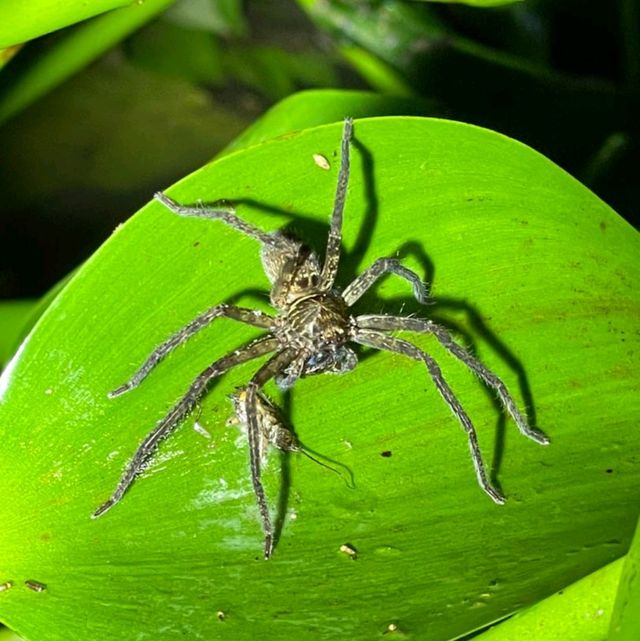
[193,421,212,439]
[25,580,47,593]
[340,543,357,559]
[313,153,330,170]
[0,581,13,593]
[384,623,398,634]
[216,610,225,621]
[44,389,53,396]
[381,450,392,457]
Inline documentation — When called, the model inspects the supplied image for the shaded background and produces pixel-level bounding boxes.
[0,0,638,300]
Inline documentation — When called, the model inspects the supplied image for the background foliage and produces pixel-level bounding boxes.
[0,1,638,640]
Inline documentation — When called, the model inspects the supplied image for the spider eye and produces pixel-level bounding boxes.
[297,277,309,288]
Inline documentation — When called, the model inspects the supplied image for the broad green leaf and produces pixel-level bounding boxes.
[0,0,173,49]
[0,0,174,125]
[609,514,640,640]
[474,558,623,641]
[0,117,638,641]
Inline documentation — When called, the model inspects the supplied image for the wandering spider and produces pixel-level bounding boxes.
[93,118,549,558]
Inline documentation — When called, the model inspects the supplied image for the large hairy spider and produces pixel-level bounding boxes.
[93,118,549,558]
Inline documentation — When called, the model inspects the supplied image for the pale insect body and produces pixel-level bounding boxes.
[93,118,549,559]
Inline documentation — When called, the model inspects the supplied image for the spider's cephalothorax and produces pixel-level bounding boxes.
[93,118,549,559]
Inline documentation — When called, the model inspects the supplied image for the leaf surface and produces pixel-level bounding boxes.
[0,117,638,641]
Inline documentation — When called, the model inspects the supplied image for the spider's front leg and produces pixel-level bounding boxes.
[353,329,506,505]
[319,117,353,290]
[342,257,430,307]
[109,304,274,398]
[93,336,279,519]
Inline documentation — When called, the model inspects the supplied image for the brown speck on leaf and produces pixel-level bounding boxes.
[0,581,13,593]
[25,580,47,593]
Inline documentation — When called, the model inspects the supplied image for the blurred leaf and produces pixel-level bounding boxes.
[609,514,640,640]
[125,21,224,85]
[0,46,22,72]
[223,44,338,101]
[0,116,637,640]
[0,627,24,641]
[296,0,629,204]
[0,0,174,126]
[474,558,623,641]
[0,0,157,49]
[165,0,247,37]
[221,88,435,154]
[0,301,35,368]
[421,0,522,6]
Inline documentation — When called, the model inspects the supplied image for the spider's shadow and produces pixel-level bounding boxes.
[213,133,539,546]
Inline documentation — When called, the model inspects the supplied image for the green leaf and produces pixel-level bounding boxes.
[0,301,36,369]
[164,0,247,37]
[0,0,174,125]
[418,0,522,6]
[0,117,637,641]
[473,558,623,641]
[609,514,640,640]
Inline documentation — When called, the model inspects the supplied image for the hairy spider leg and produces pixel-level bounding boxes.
[319,117,353,290]
[93,336,279,519]
[342,257,430,307]
[357,315,549,445]
[244,348,297,559]
[109,305,274,398]
[353,329,506,505]
[153,192,277,247]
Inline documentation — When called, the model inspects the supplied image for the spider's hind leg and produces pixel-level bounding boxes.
[356,314,549,445]
[353,329,506,505]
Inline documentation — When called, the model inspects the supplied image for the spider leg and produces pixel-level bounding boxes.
[342,257,430,307]
[353,329,506,505]
[357,315,549,445]
[92,336,279,519]
[154,192,276,246]
[319,117,353,290]
[109,304,274,398]
[244,348,297,559]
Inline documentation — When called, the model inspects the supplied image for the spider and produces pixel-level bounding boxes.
[92,118,549,559]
